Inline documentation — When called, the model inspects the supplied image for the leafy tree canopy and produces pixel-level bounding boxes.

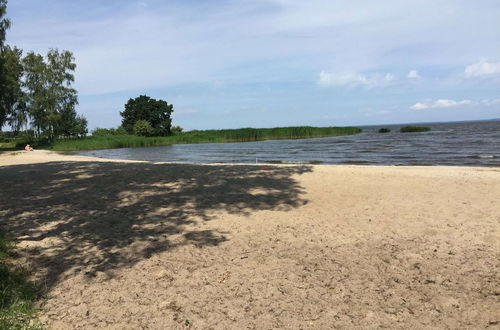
[0,0,10,48]
[0,46,23,130]
[22,49,81,140]
[0,0,87,140]
[120,95,173,136]
[0,0,15,129]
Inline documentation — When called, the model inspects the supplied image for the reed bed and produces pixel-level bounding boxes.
[50,126,361,151]
[400,126,431,133]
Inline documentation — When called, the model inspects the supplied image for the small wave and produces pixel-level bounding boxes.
[338,160,372,165]
[468,155,496,159]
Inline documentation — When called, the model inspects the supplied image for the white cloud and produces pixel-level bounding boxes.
[464,60,500,78]
[8,0,500,129]
[319,71,395,88]
[407,70,420,79]
[481,98,500,106]
[410,102,430,110]
[12,0,500,96]
[410,98,473,110]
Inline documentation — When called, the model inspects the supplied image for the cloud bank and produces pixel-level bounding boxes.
[410,98,500,110]
[465,60,500,78]
[6,0,500,128]
[319,71,395,88]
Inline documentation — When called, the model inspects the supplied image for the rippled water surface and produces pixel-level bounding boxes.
[74,120,500,166]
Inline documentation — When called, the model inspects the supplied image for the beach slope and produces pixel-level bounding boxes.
[1,150,499,329]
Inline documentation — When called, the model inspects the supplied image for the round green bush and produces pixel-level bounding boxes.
[133,120,154,136]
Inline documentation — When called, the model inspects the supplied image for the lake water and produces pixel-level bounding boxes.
[74,120,500,167]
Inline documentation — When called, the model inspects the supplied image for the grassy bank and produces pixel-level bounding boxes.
[0,231,41,329]
[50,126,362,151]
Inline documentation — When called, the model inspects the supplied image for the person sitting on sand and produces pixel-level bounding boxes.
[24,144,34,151]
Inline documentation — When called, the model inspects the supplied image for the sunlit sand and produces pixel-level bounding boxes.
[1,150,499,329]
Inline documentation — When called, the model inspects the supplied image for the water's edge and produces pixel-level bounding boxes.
[73,121,500,167]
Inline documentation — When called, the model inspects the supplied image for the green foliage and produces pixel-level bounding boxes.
[133,120,154,137]
[400,126,431,133]
[50,126,362,151]
[56,109,87,138]
[0,231,41,329]
[0,46,24,131]
[22,49,84,140]
[91,126,127,136]
[0,0,87,138]
[92,126,127,136]
[171,125,183,135]
[178,126,362,143]
[0,0,10,48]
[378,128,390,133]
[120,95,173,136]
[73,115,88,137]
[12,130,35,148]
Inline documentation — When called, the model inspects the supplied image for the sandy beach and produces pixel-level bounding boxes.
[0,150,499,329]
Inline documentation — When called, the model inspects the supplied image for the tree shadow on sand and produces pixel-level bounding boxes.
[0,161,311,291]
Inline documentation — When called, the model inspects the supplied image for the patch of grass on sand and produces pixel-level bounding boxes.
[50,126,362,151]
[400,126,431,133]
[0,231,41,329]
[0,142,16,149]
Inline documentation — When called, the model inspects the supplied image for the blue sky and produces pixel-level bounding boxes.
[6,0,500,130]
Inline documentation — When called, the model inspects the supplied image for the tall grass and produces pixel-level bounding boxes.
[50,126,362,151]
[0,232,41,329]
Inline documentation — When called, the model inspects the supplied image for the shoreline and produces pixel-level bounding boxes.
[2,149,499,169]
[1,149,499,328]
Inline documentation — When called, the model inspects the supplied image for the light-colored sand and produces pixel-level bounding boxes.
[1,150,499,329]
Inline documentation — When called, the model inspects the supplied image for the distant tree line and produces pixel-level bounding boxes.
[0,0,87,143]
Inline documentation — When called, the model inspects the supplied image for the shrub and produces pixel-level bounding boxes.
[378,128,390,133]
[133,120,154,136]
[171,125,183,135]
[14,131,36,149]
[115,126,128,135]
[92,128,112,136]
[400,126,431,133]
[92,126,128,136]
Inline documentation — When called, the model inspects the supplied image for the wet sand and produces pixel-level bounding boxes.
[1,150,499,329]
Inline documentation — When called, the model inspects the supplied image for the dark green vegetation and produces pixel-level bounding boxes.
[52,126,362,151]
[400,126,431,133]
[121,95,174,136]
[378,128,390,133]
[0,231,41,329]
[50,126,362,151]
[0,0,87,144]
